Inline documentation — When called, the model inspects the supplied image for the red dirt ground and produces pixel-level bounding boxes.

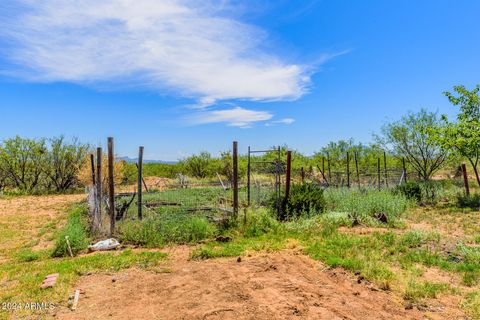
[55,249,450,320]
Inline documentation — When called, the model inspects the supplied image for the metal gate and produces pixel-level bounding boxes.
[246,146,284,215]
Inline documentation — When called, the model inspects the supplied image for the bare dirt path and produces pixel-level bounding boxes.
[57,249,433,320]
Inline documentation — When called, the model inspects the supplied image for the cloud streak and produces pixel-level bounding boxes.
[188,106,272,128]
[0,0,312,105]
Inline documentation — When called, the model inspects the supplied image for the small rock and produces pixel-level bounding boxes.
[237,257,242,263]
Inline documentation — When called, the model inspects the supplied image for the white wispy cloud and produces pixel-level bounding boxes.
[188,106,272,128]
[265,118,295,126]
[0,0,312,105]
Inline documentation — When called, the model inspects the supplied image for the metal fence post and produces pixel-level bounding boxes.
[247,146,251,206]
[107,137,115,237]
[346,152,350,188]
[402,157,407,183]
[232,141,238,217]
[383,151,388,188]
[354,151,360,187]
[285,151,292,201]
[95,147,102,233]
[138,146,144,220]
[377,157,381,190]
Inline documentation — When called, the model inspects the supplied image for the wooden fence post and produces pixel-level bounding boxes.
[90,154,96,186]
[327,152,331,185]
[354,152,360,187]
[107,138,115,237]
[232,141,238,217]
[247,146,251,206]
[346,152,350,188]
[383,151,388,188]
[300,167,305,183]
[402,157,407,183]
[285,151,292,201]
[377,157,381,190]
[95,148,102,234]
[138,146,144,220]
[462,163,470,196]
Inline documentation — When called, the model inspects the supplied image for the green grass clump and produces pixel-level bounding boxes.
[463,291,480,319]
[324,188,410,225]
[457,193,480,209]
[277,183,325,220]
[243,208,280,237]
[119,215,217,247]
[51,206,89,257]
[15,249,40,262]
[403,280,450,302]
[395,182,422,202]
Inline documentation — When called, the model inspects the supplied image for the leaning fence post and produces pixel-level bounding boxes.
[107,137,115,237]
[346,152,350,188]
[402,157,407,183]
[95,148,102,234]
[377,157,381,190]
[462,163,470,196]
[138,146,144,220]
[247,146,251,206]
[232,141,239,217]
[285,151,292,201]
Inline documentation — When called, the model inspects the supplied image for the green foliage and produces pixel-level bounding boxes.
[51,206,90,257]
[15,249,40,262]
[324,188,410,225]
[243,209,280,237]
[403,281,450,302]
[379,109,447,181]
[180,151,212,178]
[118,216,217,247]
[279,183,326,220]
[433,84,480,186]
[457,193,480,209]
[395,182,422,202]
[0,136,89,193]
[143,163,182,179]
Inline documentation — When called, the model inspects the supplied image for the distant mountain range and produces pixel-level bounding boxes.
[118,156,177,164]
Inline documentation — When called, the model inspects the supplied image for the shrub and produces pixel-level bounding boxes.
[244,209,280,237]
[276,183,325,220]
[51,206,90,257]
[119,215,217,247]
[16,249,40,262]
[324,188,410,225]
[395,182,422,202]
[457,193,480,209]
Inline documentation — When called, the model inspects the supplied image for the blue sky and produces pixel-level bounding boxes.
[0,0,479,160]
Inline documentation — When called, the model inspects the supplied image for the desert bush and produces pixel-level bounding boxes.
[395,182,422,202]
[51,206,90,257]
[119,215,217,247]
[274,183,325,220]
[456,193,480,209]
[244,209,280,237]
[324,188,410,225]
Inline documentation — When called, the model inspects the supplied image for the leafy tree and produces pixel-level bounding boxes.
[45,136,89,191]
[432,85,480,186]
[181,152,212,178]
[379,109,447,181]
[0,136,47,192]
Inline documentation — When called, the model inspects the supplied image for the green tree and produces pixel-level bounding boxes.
[45,136,89,191]
[0,136,48,192]
[433,85,480,186]
[379,109,447,181]
[181,152,212,178]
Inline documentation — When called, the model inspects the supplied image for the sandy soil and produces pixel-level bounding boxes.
[0,194,85,259]
[55,249,439,320]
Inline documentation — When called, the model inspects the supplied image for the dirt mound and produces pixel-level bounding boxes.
[57,250,428,320]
